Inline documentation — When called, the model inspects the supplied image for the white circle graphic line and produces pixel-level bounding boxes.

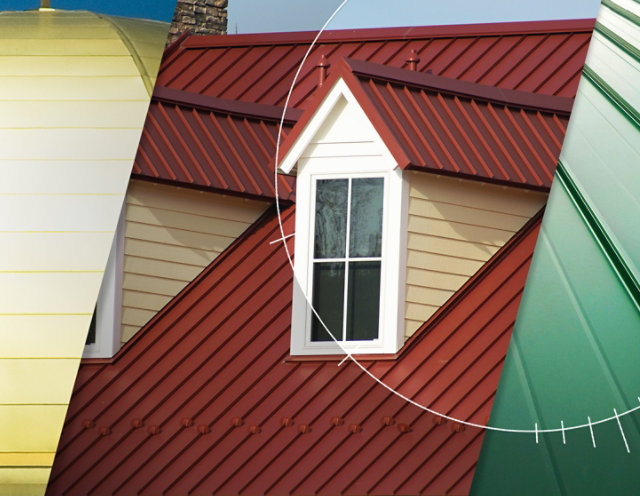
[271,1,640,436]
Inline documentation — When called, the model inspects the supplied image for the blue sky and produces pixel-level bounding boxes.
[4,1,602,29]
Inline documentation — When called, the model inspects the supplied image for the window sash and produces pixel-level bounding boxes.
[310,176,384,343]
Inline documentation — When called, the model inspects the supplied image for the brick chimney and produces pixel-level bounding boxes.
[167,0,228,44]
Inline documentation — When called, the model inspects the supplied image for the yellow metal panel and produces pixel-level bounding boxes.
[0,454,55,467]
[0,359,79,404]
[0,56,140,76]
[0,315,90,358]
[0,7,169,490]
[3,129,145,160]
[0,233,113,271]
[0,39,129,56]
[0,470,49,496]
[0,273,101,314]
[0,101,150,128]
[0,405,67,452]
[0,76,148,100]
[0,161,134,194]
[0,194,124,231]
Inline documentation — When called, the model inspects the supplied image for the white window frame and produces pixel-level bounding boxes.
[83,204,125,359]
[291,159,407,356]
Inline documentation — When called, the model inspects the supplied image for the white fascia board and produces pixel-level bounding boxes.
[279,77,394,174]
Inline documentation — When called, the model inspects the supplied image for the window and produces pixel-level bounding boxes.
[291,166,407,356]
[311,177,384,343]
[83,205,125,358]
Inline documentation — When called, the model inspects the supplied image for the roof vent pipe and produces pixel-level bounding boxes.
[407,49,420,71]
[317,54,330,87]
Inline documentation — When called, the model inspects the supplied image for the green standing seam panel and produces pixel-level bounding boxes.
[472,0,640,493]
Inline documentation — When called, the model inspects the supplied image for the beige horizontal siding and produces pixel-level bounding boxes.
[405,171,546,337]
[121,180,268,343]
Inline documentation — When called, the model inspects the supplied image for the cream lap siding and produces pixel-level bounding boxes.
[405,171,547,337]
[121,180,268,342]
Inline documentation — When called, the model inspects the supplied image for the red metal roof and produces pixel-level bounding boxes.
[282,58,570,190]
[48,206,542,495]
[157,20,594,109]
[132,87,297,201]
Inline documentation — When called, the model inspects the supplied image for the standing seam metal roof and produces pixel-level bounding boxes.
[281,58,571,190]
[48,206,542,495]
[156,20,595,108]
[133,87,297,201]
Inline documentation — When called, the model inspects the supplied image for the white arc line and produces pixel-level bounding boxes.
[269,232,295,245]
[614,408,631,453]
[588,416,596,448]
[561,420,566,444]
[272,0,640,437]
[338,354,351,367]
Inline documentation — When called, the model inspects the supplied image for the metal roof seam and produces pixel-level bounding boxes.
[502,107,547,184]
[144,110,180,181]
[484,102,529,183]
[197,111,248,192]
[226,116,273,194]
[157,103,199,183]
[66,209,294,405]
[456,97,504,179]
[400,85,448,169]
[252,363,383,494]
[177,107,222,187]
[520,109,558,165]
[436,93,483,175]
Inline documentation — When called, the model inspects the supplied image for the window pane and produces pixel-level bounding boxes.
[349,177,383,257]
[311,262,345,341]
[346,261,381,340]
[314,179,348,258]
[86,306,97,345]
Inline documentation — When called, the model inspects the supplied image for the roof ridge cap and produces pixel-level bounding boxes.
[152,86,302,122]
[344,58,574,114]
[182,19,596,49]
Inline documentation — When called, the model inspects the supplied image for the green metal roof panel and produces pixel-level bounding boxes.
[472,0,640,493]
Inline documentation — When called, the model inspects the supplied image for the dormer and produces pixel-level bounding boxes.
[281,75,408,356]
[280,57,571,357]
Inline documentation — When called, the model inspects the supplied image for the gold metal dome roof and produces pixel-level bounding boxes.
[0,6,169,495]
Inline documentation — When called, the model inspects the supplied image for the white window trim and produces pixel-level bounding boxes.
[83,204,125,359]
[291,161,408,356]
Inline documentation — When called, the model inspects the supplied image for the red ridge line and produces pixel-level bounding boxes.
[346,57,574,114]
[182,19,596,49]
[153,85,302,123]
